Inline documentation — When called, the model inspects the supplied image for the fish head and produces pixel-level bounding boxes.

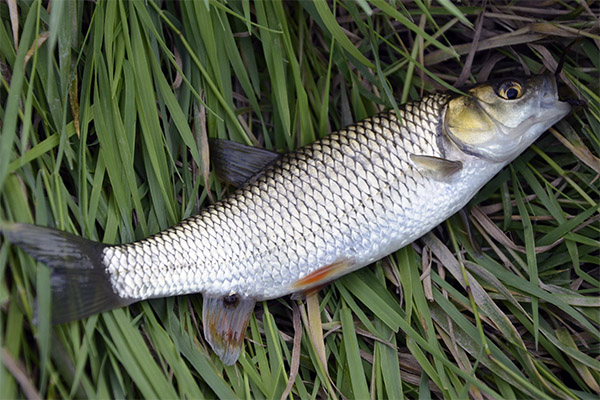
[444,73,571,162]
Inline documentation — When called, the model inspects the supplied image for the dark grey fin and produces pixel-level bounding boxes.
[202,294,256,365]
[209,138,281,187]
[1,222,133,324]
[410,154,463,180]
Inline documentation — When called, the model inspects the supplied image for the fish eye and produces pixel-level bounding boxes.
[496,80,523,100]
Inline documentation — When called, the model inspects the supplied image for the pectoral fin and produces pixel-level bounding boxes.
[210,139,281,187]
[202,294,256,365]
[410,154,462,180]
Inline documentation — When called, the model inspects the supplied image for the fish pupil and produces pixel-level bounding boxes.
[223,294,239,308]
[506,87,518,99]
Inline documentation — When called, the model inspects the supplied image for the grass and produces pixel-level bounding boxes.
[1,0,599,398]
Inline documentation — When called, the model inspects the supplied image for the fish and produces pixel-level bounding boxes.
[1,73,571,365]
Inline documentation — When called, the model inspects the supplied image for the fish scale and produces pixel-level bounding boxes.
[3,73,571,364]
[102,93,451,301]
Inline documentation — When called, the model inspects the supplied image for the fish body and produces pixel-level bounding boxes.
[2,73,571,364]
[104,93,495,301]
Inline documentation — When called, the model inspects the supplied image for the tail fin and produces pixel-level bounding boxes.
[1,222,133,324]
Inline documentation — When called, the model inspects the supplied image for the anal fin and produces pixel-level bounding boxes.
[202,294,255,365]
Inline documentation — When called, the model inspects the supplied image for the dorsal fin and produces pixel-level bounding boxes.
[210,139,281,187]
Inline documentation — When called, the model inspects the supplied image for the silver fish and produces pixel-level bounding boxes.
[1,73,571,364]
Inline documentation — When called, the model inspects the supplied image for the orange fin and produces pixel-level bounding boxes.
[290,283,328,300]
[291,258,354,292]
[202,294,255,365]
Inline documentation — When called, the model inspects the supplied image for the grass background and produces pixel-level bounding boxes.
[0,0,599,398]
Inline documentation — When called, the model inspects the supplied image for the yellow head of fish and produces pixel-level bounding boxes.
[444,73,571,162]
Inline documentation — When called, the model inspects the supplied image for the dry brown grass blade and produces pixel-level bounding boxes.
[193,101,214,204]
[425,27,545,66]
[550,126,600,174]
[456,0,487,87]
[24,31,49,65]
[1,348,41,400]
[436,329,485,400]
[420,246,434,301]
[478,193,537,215]
[470,206,563,254]
[303,292,338,399]
[529,44,581,94]
[172,45,183,90]
[530,22,600,40]
[69,74,80,138]
[423,233,569,397]
[306,293,328,372]
[555,328,600,394]
[280,302,302,400]
[476,53,506,81]
[7,0,18,49]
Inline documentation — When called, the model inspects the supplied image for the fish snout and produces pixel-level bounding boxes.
[539,73,560,109]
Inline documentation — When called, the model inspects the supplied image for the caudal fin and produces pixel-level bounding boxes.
[1,222,133,324]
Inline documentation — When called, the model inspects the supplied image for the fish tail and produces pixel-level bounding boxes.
[1,222,133,324]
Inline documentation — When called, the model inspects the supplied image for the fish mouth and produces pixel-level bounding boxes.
[538,73,570,114]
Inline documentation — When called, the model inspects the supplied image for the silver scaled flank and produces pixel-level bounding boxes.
[105,92,465,301]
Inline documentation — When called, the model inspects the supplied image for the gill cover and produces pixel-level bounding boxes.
[444,73,571,162]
